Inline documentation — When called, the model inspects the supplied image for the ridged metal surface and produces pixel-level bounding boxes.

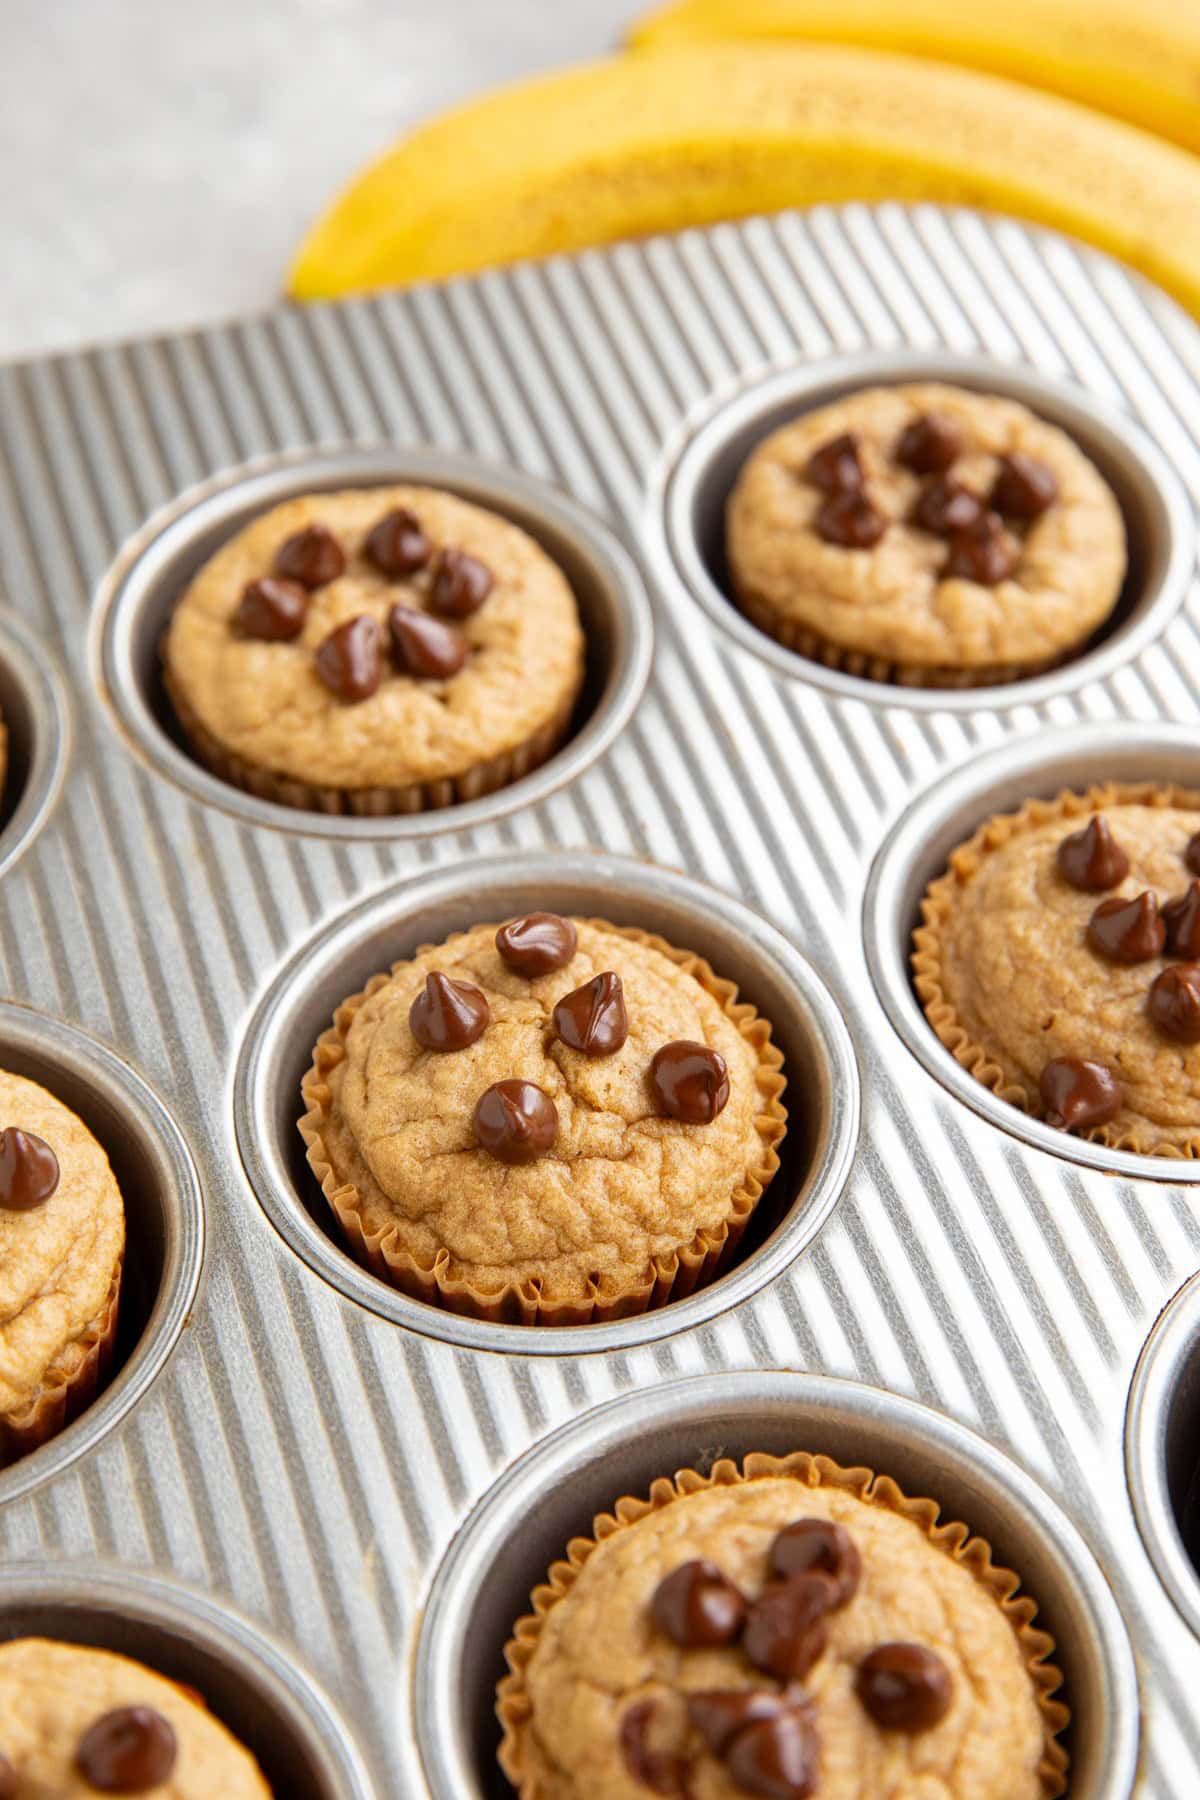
[1,202,1199,1795]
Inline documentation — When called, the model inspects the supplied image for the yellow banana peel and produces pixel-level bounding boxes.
[289,45,1200,320]
[629,0,1200,157]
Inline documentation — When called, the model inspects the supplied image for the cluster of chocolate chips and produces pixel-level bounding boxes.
[621,1519,952,1798]
[805,410,1058,587]
[405,913,731,1166]
[0,1126,59,1212]
[1040,819,1200,1132]
[0,1702,179,1794]
[233,511,494,702]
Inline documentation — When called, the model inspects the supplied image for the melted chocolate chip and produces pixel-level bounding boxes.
[911,476,984,538]
[429,547,493,618]
[388,604,467,679]
[651,1559,747,1648]
[619,1699,684,1796]
[1055,816,1130,892]
[553,972,628,1056]
[1186,832,1200,877]
[1087,891,1165,963]
[0,1754,15,1800]
[742,1571,840,1681]
[314,615,384,702]
[495,913,578,976]
[1163,882,1200,958]
[75,1706,178,1792]
[991,452,1059,521]
[687,1690,786,1757]
[1039,1058,1123,1132]
[855,1643,953,1733]
[274,523,344,589]
[235,577,309,641]
[725,1709,819,1800]
[409,972,489,1052]
[0,1127,60,1211]
[473,1079,557,1164]
[896,412,962,475]
[365,508,432,577]
[1148,963,1200,1044]
[649,1041,730,1124]
[943,511,1019,584]
[806,432,863,494]
[816,489,887,549]
[769,1518,861,1606]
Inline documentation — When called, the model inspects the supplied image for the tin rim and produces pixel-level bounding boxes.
[863,721,1200,1180]
[0,1561,375,1798]
[0,608,71,881]
[1126,1271,1200,1639]
[91,444,653,838]
[0,1005,205,1505]
[413,1369,1138,1799]
[650,349,1193,711]
[232,849,860,1354]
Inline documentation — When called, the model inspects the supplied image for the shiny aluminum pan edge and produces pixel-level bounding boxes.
[0,606,70,883]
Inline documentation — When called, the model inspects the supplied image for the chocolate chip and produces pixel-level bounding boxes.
[619,1699,685,1796]
[687,1690,786,1757]
[1087,891,1165,962]
[725,1709,820,1800]
[365,507,432,577]
[1055,816,1130,892]
[806,432,863,494]
[651,1559,747,1648]
[409,972,489,1052]
[388,604,467,679]
[1163,881,1200,958]
[911,476,984,538]
[855,1643,952,1733]
[991,452,1059,521]
[76,1706,178,1792]
[1039,1058,1123,1132]
[495,912,578,976]
[896,412,962,475]
[235,577,309,641]
[1186,832,1200,877]
[314,615,384,702]
[1149,963,1200,1044]
[742,1571,840,1680]
[649,1041,730,1123]
[473,1079,557,1164]
[943,511,1019,584]
[553,972,628,1056]
[274,523,345,589]
[429,547,493,618]
[0,1754,15,1799]
[816,489,887,549]
[769,1518,861,1606]
[0,1127,59,1212]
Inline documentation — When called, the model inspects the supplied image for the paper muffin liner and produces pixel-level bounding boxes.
[0,1255,122,1467]
[298,921,788,1326]
[164,663,577,817]
[913,779,1200,1159]
[497,1448,1069,1799]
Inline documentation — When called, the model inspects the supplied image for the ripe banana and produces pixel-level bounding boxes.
[288,45,1200,320]
[629,0,1200,157]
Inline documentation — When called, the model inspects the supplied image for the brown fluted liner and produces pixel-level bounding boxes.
[497,1449,1068,1798]
[0,1256,122,1466]
[298,922,787,1326]
[913,779,1200,1158]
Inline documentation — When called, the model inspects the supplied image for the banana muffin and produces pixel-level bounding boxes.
[498,1451,1065,1799]
[163,485,585,814]
[0,1071,124,1465]
[913,781,1200,1156]
[0,1638,270,1795]
[300,914,786,1323]
[726,382,1126,686]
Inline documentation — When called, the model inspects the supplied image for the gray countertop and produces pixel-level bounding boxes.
[4,0,631,362]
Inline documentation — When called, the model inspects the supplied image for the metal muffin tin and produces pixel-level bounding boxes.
[1,201,1200,1794]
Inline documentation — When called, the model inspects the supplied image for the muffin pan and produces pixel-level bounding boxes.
[2,202,1200,1793]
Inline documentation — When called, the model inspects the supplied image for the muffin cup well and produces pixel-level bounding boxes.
[1126,1269,1200,1642]
[913,778,1200,1160]
[0,1260,121,1468]
[298,920,787,1327]
[497,1447,1068,1797]
[0,608,70,883]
